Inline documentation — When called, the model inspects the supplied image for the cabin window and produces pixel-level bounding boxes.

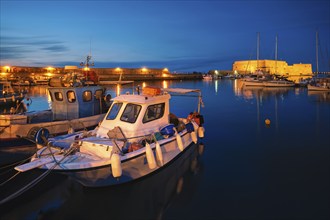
[143,103,165,123]
[106,102,123,120]
[67,90,76,103]
[120,104,142,123]
[54,92,63,101]
[94,89,103,100]
[83,90,92,102]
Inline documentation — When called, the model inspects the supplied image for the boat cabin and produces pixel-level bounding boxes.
[96,87,171,139]
[48,86,107,121]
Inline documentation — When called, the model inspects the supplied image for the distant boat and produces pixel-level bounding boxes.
[307,32,330,91]
[263,80,295,87]
[0,81,25,107]
[264,35,295,88]
[11,80,32,86]
[307,81,330,91]
[203,74,213,80]
[263,75,295,87]
[240,74,266,87]
[240,74,295,87]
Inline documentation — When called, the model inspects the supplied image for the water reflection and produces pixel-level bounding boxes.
[308,90,330,103]
[1,143,204,220]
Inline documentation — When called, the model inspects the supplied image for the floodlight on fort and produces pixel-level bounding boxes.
[3,66,11,72]
[46,66,55,72]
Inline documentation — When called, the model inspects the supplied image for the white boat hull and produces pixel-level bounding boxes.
[242,80,295,87]
[242,81,264,87]
[307,84,330,91]
[263,81,295,87]
[16,128,198,186]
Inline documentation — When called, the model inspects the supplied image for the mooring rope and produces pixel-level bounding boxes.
[0,171,21,187]
[0,146,76,205]
[0,151,38,178]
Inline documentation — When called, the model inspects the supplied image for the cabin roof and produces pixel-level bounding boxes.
[112,93,171,104]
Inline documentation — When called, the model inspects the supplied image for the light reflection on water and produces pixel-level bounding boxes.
[1,79,329,219]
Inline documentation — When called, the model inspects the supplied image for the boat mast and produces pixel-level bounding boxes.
[316,31,319,74]
[257,32,260,71]
[275,34,278,74]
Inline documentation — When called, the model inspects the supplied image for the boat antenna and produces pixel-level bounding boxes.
[80,38,94,69]
[316,31,319,74]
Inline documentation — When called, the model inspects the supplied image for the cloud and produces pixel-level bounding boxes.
[41,45,69,52]
[0,35,69,60]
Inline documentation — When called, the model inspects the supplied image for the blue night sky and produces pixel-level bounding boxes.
[1,0,329,72]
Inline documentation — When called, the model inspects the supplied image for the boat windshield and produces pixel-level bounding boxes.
[143,103,165,123]
[120,103,142,123]
[106,102,123,120]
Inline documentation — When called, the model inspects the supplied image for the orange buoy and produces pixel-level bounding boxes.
[265,119,271,125]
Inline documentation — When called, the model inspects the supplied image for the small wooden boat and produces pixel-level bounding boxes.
[15,86,205,187]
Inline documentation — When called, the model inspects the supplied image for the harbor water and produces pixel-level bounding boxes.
[0,79,329,219]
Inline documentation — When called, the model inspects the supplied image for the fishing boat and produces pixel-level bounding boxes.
[0,78,111,147]
[14,86,205,187]
[0,81,25,107]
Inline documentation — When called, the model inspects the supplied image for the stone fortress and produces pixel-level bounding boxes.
[232,59,313,81]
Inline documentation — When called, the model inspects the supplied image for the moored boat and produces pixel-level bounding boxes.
[14,86,205,187]
[0,78,111,147]
[307,83,330,91]
[307,76,330,91]
[0,81,25,108]
[240,74,295,87]
[263,79,295,87]
[202,74,213,80]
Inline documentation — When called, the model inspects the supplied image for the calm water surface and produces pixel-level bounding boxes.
[1,79,329,220]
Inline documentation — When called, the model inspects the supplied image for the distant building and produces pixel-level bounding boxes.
[0,65,173,81]
[232,60,312,77]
